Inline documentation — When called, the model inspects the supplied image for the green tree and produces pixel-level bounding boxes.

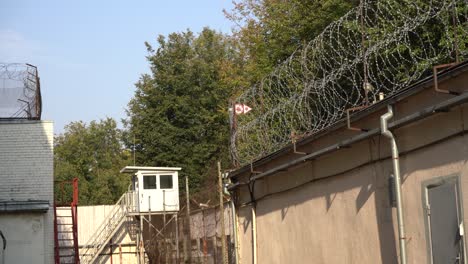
[54,118,130,205]
[224,0,359,83]
[125,28,239,191]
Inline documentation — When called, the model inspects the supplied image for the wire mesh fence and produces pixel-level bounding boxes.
[230,0,468,166]
[0,63,42,119]
[142,202,235,264]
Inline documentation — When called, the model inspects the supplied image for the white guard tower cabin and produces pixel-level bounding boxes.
[120,166,181,214]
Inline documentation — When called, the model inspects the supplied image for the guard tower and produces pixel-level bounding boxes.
[120,166,181,214]
[79,166,182,264]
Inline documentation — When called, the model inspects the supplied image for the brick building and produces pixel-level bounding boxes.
[0,120,54,263]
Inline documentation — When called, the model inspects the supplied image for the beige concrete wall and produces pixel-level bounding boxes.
[233,73,468,263]
[0,214,46,264]
[57,205,138,264]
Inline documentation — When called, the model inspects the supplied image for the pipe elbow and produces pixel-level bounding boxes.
[380,105,394,138]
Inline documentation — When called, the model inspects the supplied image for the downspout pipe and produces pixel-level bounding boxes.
[380,105,407,264]
[251,204,257,264]
[223,180,239,264]
[230,199,240,264]
[0,230,5,264]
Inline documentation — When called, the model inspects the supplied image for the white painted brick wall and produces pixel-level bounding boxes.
[0,120,54,264]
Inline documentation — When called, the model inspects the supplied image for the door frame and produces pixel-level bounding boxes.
[421,174,467,264]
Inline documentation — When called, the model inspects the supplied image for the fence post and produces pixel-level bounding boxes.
[185,177,192,263]
[218,162,228,264]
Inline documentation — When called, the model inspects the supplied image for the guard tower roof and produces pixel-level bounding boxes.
[120,166,182,174]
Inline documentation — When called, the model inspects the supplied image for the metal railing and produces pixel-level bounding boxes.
[79,191,135,264]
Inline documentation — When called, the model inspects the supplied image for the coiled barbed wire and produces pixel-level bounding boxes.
[231,0,468,166]
[0,63,41,119]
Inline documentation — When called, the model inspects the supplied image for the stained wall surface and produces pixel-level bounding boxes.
[0,120,54,264]
[57,205,139,264]
[233,71,468,263]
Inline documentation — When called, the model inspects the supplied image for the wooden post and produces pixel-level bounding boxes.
[175,214,180,263]
[202,209,207,258]
[183,236,188,264]
[212,236,218,263]
[139,216,145,264]
[218,161,228,264]
[119,244,123,264]
[185,177,192,263]
[149,195,152,260]
[110,238,113,264]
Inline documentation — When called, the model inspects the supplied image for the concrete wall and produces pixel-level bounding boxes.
[0,120,54,201]
[232,71,468,263]
[57,205,139,264]
[0,120,54,264]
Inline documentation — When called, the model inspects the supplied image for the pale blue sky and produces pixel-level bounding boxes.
[0,0,235,133]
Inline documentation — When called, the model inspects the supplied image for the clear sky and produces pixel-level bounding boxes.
[0,0,235,133]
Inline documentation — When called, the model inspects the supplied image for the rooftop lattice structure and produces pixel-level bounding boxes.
[230,0,468,166]
[0,63,42,119]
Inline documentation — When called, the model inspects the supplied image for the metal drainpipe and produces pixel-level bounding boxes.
[224,176,240,264]
[380,105,407,264]
[251,204,257,264]
[0,230,6,264]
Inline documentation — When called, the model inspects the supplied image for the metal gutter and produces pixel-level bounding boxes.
[229,61,468,179]
[228,91,468,189]
[0,200,50,213]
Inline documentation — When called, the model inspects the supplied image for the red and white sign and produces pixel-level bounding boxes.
[235,104,252,115]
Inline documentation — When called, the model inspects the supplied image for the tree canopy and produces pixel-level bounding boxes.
[224,0,359,82]
[54,118,130,205]
[57,0,459,202]
[124,28,240,191]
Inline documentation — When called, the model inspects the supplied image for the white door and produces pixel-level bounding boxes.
[158,173,178,211]
[139,173,158,212]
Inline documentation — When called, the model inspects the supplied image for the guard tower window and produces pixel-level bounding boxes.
[160,175,173,189]
[143,175,157,189]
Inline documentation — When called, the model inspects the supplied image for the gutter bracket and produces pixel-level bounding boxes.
[433,63,461,95]
[291,131,309,155]
[346,106,369,132]
[250,162,262,174]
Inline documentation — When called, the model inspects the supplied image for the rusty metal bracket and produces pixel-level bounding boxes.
[433,63,460,95]
[291,131,309,155]
[346,106,369,132]
[250,162,262,174]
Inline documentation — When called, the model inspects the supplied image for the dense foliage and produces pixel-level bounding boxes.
[54,1,360,202]
[124,28,240,191]
[122,2,360,192]
[54,118,130,205]
[225,0,359,82]
[58,1,451,202]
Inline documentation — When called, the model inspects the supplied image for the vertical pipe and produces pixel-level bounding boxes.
[223,173,239,264]
[252,205,257,264]
[380,105,407,264]
[0,230,6,264]
[218,162,228,264]
[230,199,239,264]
